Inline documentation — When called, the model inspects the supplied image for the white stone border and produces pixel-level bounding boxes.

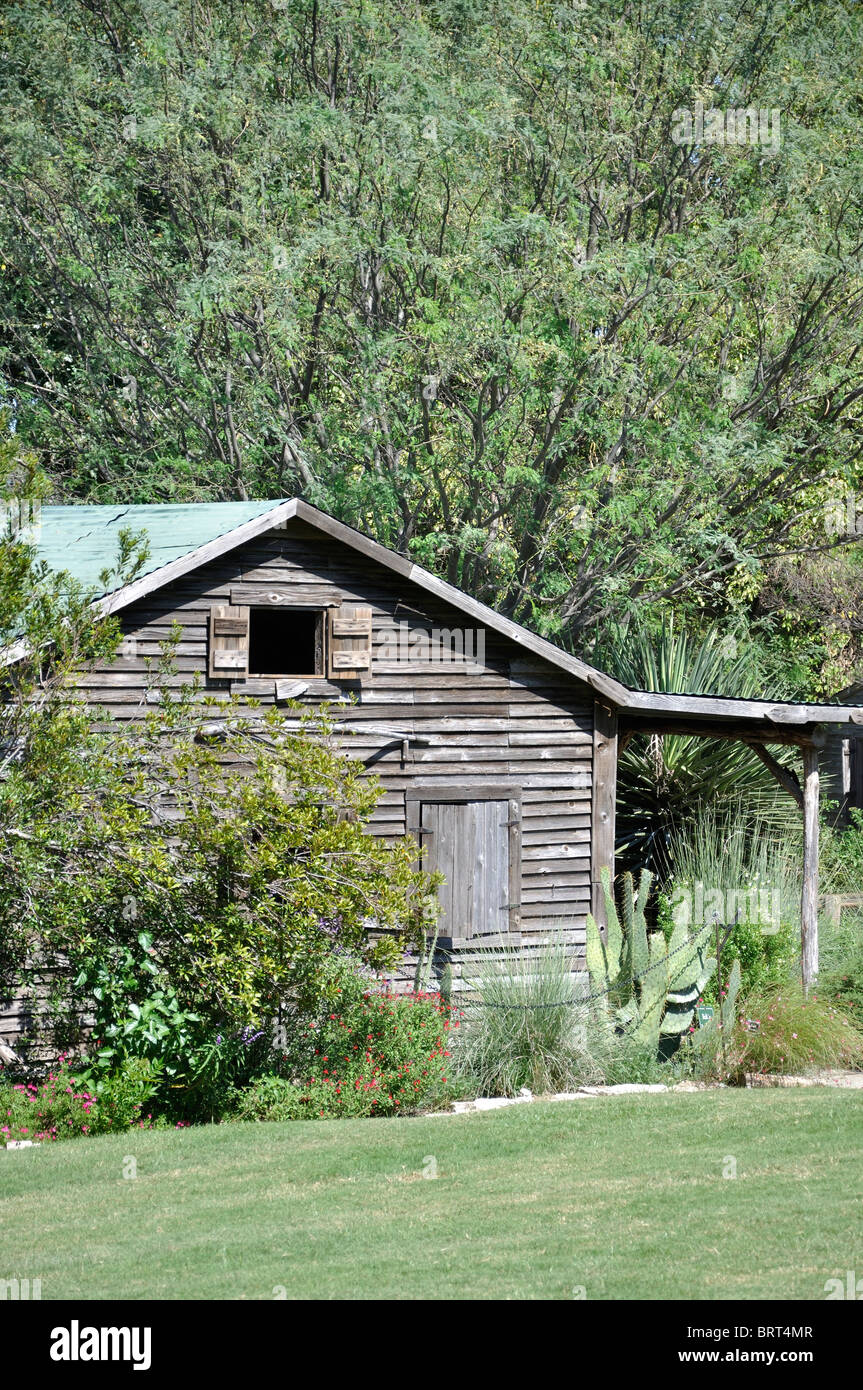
[429,1070,863,1116]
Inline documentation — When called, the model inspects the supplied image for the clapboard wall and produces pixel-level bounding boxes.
[2,518,596,1038]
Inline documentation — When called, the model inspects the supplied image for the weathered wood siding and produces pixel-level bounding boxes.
[2,519,596,1039]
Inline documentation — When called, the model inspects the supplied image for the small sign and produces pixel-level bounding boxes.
[744,1018,761,1034]
[695,1005,715,1027]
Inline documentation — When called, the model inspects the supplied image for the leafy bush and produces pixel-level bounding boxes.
[724,982,863,1079]
[76,933,204,1080]
[2,610,437,1052]
[85,1058,163,1134]
[76,932,274,1123]
[0,1062,97,1142]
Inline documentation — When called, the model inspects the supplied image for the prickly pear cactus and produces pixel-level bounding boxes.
[629,931,668,1050]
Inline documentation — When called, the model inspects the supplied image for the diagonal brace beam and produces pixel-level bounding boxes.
[750,742,804,810]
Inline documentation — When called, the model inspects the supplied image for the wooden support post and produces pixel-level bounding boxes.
[801,743,820,995]
[591,701,618,939]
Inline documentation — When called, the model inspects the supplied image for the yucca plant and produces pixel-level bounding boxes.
[594,618,798,872]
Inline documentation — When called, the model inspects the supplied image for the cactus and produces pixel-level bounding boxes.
[586,867,665,1051]
[690,955,742,1054]
[629,931,669,1050]
[585,867,739,1053]
[585,865,623,1013]
[659,917,717,1037]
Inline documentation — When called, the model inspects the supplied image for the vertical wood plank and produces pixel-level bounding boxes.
[419,798,514,942]
[590,701,618,937]
[508,796,521,932]
[801,743,820,995]
[472,801,486,937]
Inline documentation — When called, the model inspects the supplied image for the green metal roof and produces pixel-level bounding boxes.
[35,502,286,595]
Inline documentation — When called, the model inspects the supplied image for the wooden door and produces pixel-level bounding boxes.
[419,799,518,943]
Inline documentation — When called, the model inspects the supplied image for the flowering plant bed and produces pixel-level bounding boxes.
[1,1062,98,1142]
[237,985,458,1121]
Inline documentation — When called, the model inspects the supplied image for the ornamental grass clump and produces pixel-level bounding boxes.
[451,942,606,1096]
[818,901,863,1030]
[726,981,863,1080]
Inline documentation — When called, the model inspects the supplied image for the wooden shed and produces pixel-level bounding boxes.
[10,499,863,1009]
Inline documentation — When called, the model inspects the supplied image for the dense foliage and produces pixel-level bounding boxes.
[2,3,863,1136]
[1,1,862,685]
[2,683,434,1055]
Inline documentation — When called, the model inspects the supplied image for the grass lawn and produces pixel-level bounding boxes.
[2,1088,861,1300]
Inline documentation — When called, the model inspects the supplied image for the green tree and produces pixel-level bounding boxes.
[1,0,862,649]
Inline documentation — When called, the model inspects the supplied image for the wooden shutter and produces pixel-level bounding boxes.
[328,605,372,681]
[208,603,249,678]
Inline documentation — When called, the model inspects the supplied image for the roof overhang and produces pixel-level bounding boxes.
[619,691,863,744]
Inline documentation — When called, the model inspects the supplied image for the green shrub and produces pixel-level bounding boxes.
[75,932,274,1122]
[3,664,437,1051]
[698,914,794,1008]
[241,955,454,1119]
[86,1058,163,1134]
[231,1075,304,1122]
[233,1074,369,1121]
